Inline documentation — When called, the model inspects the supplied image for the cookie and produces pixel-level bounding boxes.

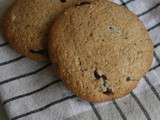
[49,0,153,102]
[3,0,84,61]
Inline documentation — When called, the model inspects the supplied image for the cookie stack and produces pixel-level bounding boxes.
[3,0,153,102]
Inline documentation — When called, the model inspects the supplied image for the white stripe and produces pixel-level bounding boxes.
[0,67,54,100]
[0,46,20,63]
[0,59,46,81]
[116,94,147,120]
[133,82,160,120]
[95,101,123,120]
[5,82,70,116]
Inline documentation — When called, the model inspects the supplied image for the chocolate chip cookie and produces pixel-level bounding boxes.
[3,0,81,61]
[49,0,153,102]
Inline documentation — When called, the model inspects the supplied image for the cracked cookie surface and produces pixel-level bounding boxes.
[49,0,153,102]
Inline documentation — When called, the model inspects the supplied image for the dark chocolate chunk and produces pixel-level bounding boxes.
[126,76,131,81]
[101,75,107,80]
[103,88,113,95]
[94,70,101,80]
[60,0,66,3]
[109,26,113,30]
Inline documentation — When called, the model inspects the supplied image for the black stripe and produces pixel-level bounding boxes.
[144,76,160,101]
[0,63,50,85]
[154,52,160,64]
[3,79,61,105]
[147,22,160,31]
[11,95,76,120]
[89,103,102,120]
[137,3,160,17]
[119,0,125,5]
[154,43,160,48]
[120,0,134,6]
[112,100,127,120]
[130,92,151,120]
[0,56,25,66]
[152,52,160,71]
[0,42,8,47]
[121,0,160,19]
[149,64,160,71]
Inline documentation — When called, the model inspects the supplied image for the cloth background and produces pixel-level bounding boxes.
[0,0,160,120]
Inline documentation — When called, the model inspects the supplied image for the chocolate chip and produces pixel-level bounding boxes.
[90,33,93,37]
[75,1,90,6]
[103,88,113,95]
[25,25,30,29]
[109,26,113,30]
[94,69,107,80]
[126,76,131,81]
[108,26,119,33]
[94,70,101,80]
[101,75,107,80]
[60,0,66,3]
[100,77,111,94]
[125,36,128,39]
[30,49,48,56]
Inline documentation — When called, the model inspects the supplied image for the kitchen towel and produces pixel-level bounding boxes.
[0,0,160,120]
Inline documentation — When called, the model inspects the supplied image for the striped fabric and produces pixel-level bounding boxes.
[0,0,160,120]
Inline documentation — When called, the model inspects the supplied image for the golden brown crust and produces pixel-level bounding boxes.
[3,0,83,61]
[49,0,153,102]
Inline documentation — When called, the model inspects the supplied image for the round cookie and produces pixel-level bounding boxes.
[49,0,153,102]
[3,0,84,61]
